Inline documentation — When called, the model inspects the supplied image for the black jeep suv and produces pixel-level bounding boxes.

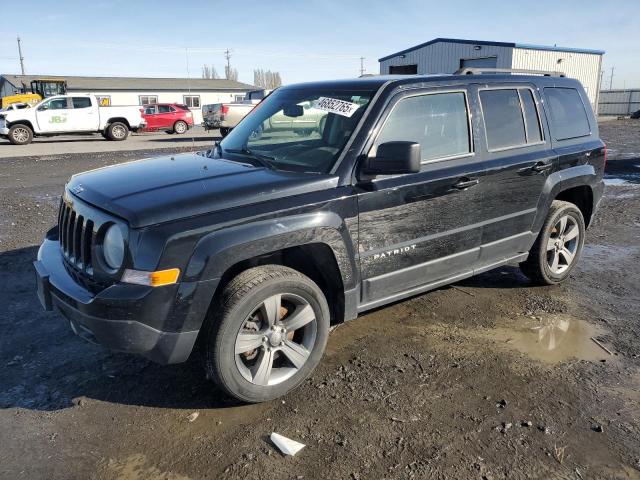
[35,70,605,402]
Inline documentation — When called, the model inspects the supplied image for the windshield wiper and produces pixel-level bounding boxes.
[223,147,276,170]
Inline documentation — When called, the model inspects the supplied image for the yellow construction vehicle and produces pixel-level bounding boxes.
[1,79,67,109]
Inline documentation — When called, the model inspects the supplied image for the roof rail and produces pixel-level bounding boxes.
[454,67,565,77]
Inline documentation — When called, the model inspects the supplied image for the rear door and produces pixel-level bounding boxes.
[67,97,99,131]
[35,97,72,132]
[156,104,176,129]
[472,83,555,268]
[356,87,487,308]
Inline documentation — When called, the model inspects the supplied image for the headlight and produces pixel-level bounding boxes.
[102,224,125,270]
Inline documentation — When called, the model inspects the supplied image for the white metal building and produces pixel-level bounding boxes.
[379,38,604,107]
[0,74,256,124]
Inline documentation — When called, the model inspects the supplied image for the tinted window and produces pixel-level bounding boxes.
[520,90,542,143]
[480,89,526,150]
[42,98,68,110]
[375,92,471,162]
[144,106,157,115]
[72,97,92,109]
[158,105,172,113]
[544,87,590,140]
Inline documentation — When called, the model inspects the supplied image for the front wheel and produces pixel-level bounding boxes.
[520,200,585,285]
[106,122,129,141]
[8,124,33,145]
[204,265,330,403]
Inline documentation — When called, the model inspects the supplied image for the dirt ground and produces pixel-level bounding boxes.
[0,121,639,480]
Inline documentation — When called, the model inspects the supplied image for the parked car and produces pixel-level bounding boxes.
[1,102,30,112]
[0,94,145,145]
[142,103,193,134]
[35,71,605,403]
[203,89,272,135]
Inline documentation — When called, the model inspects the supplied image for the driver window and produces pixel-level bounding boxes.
[374,92,471,163]
[40,98,69,111]
[144,106,157,115]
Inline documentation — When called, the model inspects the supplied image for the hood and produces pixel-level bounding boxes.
[66,153,338,227]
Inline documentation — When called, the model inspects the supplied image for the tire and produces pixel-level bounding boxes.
[173,120,188,134]
[106,122,129,141]
[220,127,230,137]
[8,124,33,145]
[204,265,330,403]
[520,200,586,285]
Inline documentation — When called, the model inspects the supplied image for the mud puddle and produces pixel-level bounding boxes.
[481,314,614,364]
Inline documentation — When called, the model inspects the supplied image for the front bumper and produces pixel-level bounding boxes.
[34,236,218,364]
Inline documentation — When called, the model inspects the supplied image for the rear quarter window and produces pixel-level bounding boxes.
[544,87,591,140]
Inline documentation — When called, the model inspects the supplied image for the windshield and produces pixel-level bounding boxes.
[215,87,376,173]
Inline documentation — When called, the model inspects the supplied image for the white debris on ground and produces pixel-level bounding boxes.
[187,412,199,422]
[270,432,306,456]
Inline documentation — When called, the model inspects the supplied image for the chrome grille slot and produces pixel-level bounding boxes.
[58,200,94,273]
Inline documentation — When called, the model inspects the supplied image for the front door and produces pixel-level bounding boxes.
[36,97,71,132]
[143,105,159,129]
[357,87,487,308]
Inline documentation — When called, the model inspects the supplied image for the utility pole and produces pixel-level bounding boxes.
[17,35,25,75]
[224,49,231,72]
[609,67,614,90]
[359,57,365,76]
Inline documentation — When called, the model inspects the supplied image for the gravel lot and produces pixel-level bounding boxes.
[0,121,639,480]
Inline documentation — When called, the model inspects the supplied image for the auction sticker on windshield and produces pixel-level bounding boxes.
[315,97,360,117]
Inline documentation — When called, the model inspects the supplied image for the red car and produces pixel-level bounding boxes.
[142,103,194,134]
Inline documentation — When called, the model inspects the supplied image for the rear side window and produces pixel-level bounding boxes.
[375,92,471,163]
[480,89,526,150]
[544,87,590,140]
[72,97,92,109]
[520,90,542,143]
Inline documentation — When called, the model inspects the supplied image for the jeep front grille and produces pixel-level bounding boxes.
[58,199,94,274]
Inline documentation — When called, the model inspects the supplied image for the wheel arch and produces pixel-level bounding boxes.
[106,117,131,129]
[7,119,35,131]
[184,212,358,327]
[535,165,601,233]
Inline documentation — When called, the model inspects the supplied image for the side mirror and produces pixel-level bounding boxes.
[283,104,304,117]
[38,104,49,111]
[362,141,421,176]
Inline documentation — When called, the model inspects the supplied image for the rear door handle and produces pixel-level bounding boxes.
[531,161,553,173]
[452,178,479,190]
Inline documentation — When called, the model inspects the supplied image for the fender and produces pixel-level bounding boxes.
[183,210,358,290]
[532,164,600,234]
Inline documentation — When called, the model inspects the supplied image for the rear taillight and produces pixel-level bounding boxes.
[221,105,229,115]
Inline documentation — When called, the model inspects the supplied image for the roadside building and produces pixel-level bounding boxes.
[0,74,256,124]
[378,38,604,108]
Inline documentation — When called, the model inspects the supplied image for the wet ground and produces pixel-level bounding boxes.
[0,120,639,479]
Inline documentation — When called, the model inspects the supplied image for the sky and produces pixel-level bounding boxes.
[0,0,638,88]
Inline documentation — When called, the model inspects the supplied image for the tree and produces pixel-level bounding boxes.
[253,69,283,89]
[201,65,220,79]
[225,65,239,81]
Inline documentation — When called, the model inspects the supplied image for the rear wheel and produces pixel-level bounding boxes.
[8,124,33,145]
[204,265,330,403]
[520,200,585,285]
[173,120,188,134]
[106,122,129,141]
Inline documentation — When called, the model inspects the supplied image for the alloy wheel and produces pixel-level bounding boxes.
[12,127,29,143]
[546,215,580,274]
[112,125,126,139]
[234,293,317,386]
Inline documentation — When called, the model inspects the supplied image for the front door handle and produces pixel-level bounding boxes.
[452,177,479,190]
[531,161,553,173]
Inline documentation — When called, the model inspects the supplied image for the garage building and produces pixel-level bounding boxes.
[0,74,256,124]
[378,38,604,108]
